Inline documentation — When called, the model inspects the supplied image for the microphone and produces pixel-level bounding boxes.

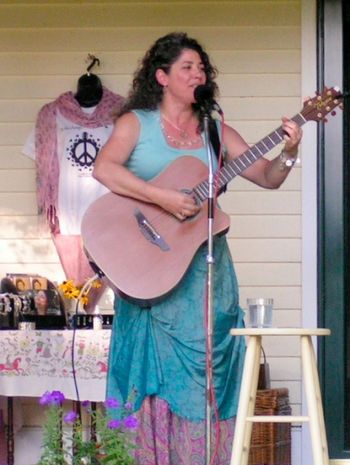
[194,84,223,115]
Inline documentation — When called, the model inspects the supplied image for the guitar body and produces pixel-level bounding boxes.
[82,86,343,305]
[81,156,230,306]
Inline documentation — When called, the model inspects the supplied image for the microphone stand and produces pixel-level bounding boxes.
[202,112,216,465]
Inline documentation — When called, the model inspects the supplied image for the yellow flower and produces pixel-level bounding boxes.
[58,278,101,307]
[91,280,102,289]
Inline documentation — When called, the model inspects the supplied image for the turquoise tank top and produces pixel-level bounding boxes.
[126,109,216,179]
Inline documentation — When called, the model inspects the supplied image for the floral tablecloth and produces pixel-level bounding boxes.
[0,330,111,401]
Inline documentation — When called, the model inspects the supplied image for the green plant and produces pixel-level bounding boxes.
[37,391,137,465]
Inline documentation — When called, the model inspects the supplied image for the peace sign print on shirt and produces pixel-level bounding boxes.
[66,131,102,174]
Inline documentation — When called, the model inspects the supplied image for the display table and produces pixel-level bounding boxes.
[0,329,111,465]
[0,329,111,401]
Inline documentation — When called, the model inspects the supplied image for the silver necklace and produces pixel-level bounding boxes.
[161,113,191,139]
[160,114,202,148]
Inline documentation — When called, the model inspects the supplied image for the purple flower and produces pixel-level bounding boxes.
[107,418,121,429]
[123,415,138,430]
[104,397,120,409]
[80,400,92,414]
[50,391,65,406]
[124,401,133,410]
[63,411,78,424]
[39,390,65,407]
[39,391,52,406]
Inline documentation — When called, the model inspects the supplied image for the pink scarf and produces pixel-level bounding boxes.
[35,86,124,232]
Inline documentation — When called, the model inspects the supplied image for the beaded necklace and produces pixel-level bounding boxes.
[160,113,203,148]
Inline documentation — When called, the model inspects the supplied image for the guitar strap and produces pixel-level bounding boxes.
[208,117,227,192]
[208,117,221,164]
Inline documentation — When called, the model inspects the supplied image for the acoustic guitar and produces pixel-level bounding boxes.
[81,87,343,306]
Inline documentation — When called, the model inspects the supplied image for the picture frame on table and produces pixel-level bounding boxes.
[5,273,66,329]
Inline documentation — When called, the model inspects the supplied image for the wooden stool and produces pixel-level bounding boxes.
[229,328,331,465]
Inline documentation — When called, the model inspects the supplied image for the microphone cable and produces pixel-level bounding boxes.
[70,272,100,403]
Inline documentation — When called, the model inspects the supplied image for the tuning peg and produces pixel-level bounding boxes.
[331,111,336,116]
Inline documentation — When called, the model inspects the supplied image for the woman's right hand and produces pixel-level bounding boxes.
[157,188,201,221]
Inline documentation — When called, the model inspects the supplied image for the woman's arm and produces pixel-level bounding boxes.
[223,117,302,189]
[93,112,152,200]
[93,112,199,220]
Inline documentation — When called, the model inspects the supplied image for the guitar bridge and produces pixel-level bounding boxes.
[134,209,170,251]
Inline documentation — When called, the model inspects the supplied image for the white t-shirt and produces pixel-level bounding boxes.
[23,107,111,235]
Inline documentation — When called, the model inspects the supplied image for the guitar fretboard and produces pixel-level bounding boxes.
[193,112,306,202]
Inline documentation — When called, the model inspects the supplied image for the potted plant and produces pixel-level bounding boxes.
[37,390,137,465]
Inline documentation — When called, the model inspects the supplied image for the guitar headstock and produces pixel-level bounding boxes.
[301,87,343,122]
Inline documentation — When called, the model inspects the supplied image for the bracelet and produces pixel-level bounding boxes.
[279,150,300,171]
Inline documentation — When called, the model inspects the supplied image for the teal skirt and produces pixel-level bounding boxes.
[106,235,245,421]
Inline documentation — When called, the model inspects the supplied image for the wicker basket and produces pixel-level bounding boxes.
[248,388,292,465]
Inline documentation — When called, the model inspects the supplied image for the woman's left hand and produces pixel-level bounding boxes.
[282,116,303,155]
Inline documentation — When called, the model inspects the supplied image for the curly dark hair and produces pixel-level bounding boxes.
[119,32,218,117]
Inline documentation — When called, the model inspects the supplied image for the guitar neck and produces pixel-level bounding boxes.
[193,112,307,202]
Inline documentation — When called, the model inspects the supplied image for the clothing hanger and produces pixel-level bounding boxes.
[75,54,103,108]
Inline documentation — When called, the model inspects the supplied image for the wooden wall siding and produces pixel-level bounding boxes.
[0,0,302,416]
